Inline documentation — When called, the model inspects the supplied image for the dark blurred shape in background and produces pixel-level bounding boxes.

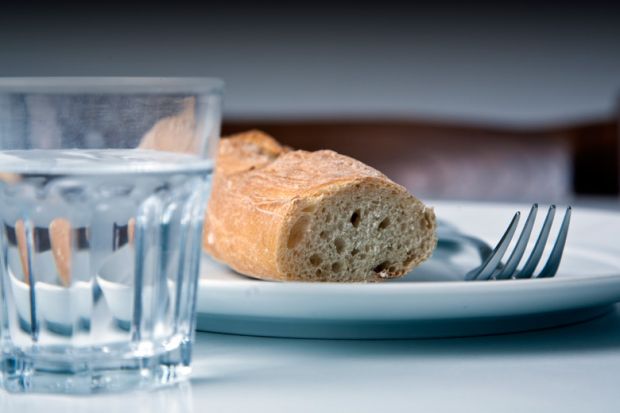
[1,3,618,202]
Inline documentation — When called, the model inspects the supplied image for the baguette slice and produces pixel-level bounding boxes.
[203,130,437,282]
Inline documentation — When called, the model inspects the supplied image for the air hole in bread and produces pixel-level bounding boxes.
[423,209,434,230]
[350,210,361,227]
[319,230,329,239]
[309,254,322,266]
[316,269,322,276]
[331,262,342,272]
[334,237,345,253]
[351,248,359,256]
[378,217,390,230]
[373,261,390,273]
[402,251,415,266]
[287,216,310,248]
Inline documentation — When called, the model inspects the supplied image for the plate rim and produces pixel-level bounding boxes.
[200,200,620,289]
[201,242,620,286]
[198,200,620,312]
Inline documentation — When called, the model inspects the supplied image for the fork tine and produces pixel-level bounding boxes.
[536,207,572,278]
[466,212,520,281]
[516,205,556,278]
[495,204,538,280]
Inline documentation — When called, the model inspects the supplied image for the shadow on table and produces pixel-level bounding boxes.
[194,303,620,364]
[0,381,194,413]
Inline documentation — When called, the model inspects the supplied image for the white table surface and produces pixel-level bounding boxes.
[3,198,620,412]
[2,303,620,413]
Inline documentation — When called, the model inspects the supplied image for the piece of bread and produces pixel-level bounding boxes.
[15,218,72,287]
[138,98,197,154]
[203,130,437,282]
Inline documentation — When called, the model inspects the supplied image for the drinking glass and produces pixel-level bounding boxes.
[0,77,223,393]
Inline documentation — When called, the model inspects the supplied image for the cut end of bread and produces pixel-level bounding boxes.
[279,179,436,282]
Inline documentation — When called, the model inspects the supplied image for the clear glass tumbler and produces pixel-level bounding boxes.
[0,77,223,393]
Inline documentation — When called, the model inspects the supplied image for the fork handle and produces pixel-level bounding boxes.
[438,232,493,262]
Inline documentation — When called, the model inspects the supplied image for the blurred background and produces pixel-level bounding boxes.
[0,3,618,205]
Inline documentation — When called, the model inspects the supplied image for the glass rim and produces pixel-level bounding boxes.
[0,77,225,94]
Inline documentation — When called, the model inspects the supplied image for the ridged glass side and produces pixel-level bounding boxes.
[0,150,212,393]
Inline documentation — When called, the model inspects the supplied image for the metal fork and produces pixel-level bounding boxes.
[464,204,572,281]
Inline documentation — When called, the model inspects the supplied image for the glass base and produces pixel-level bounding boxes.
[1,345,192,394]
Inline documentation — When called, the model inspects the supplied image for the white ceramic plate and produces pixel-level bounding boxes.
[196,201,620,338]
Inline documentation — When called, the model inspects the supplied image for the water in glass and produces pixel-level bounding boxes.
[0,148,212,393]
